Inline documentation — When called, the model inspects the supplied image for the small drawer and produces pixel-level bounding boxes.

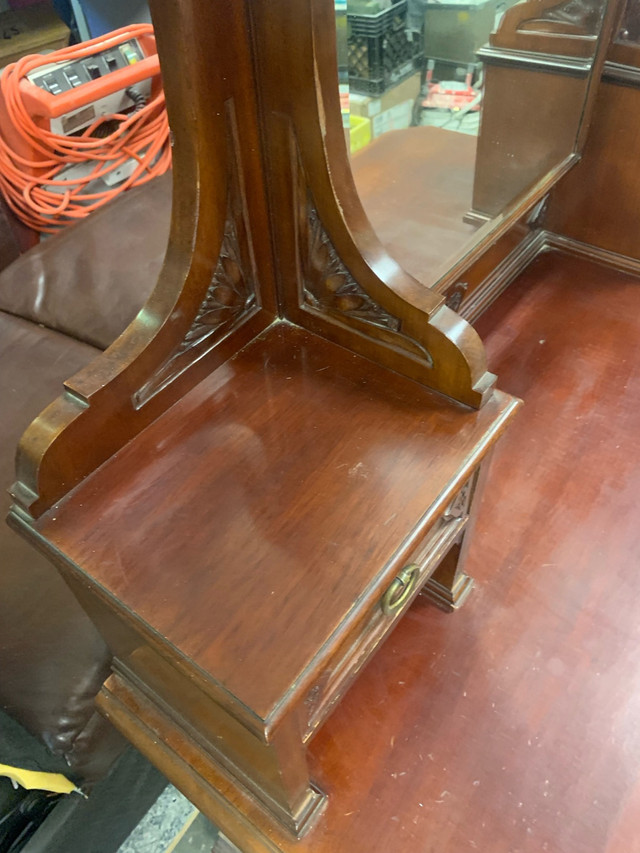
[301,473,477,741]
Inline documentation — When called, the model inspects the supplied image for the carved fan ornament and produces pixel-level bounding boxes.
[135,198,257,407]
[302,206,401,332]
[299,202,434,367]
[173,217,255,352]
[444,479,473,520]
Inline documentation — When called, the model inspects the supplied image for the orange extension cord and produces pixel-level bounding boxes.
[0,24,171,233]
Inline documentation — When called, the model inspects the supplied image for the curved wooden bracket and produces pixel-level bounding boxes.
[12,0,497,520]
[12,0,277,519]
[249,0,495,408]
[492,0,606,57]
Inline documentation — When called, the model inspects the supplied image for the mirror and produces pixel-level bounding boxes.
[336,0,608,288]
[615,0,640,44]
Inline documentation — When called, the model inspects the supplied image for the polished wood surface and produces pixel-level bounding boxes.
[11,0,278,518]
[8,0,523,838]
[546,73,640,259]
[11,0,500,523]
[21,0,640,844]
[32,324,517,720]
[352,127,479,282]
[262,252,640,851]
[12,319,518,836]
[84,251,640,852]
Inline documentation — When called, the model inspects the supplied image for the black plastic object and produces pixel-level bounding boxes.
[348,0,423,96]
[0,784,61,853]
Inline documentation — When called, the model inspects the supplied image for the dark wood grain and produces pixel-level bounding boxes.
[11,0,279,519]
[471,60,588,217]
[546,73,640,258]
[9,316,518,835]
[246,0,494,409]
[351,127,479,282]
[33,324,517,722]
[11,0,507,524]
[119,250,640,853]
[65,250,640,853]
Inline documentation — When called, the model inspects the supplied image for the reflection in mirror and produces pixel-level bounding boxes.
[338,0,607,290]
[616,0,640,44]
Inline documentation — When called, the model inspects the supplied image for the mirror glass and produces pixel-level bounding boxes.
[615,0,640,45]
[337,0,608,287]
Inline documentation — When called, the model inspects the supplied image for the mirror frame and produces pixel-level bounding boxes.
[341,0,624,317]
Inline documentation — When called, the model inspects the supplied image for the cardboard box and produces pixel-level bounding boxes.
[371,99,413,138]
[0,3,70,68]
[349,71,420,121]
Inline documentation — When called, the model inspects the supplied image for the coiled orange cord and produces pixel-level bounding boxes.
[0,24,171,234]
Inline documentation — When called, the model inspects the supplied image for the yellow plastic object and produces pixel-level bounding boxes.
[0,763,77,794]
[349,114,371,154]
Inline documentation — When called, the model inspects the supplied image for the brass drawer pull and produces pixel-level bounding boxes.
[381,564,419,616]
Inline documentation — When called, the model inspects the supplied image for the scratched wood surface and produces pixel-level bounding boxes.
[285,251,640,853]
[35,324,515,720]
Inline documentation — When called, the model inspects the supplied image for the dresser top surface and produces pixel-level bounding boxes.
[35,323,517,720]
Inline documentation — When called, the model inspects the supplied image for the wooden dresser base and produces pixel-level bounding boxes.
[93,251,640,853]
[97,672,324,852]
[11,324,518,839]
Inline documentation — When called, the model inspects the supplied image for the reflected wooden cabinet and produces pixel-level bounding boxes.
[343,0,621,320]
[471,0,607,218]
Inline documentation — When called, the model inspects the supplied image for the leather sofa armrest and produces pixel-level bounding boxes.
[0,174,172,350]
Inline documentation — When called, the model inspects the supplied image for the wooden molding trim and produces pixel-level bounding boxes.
[97,673,313,852]
[477,45,593,76]
[458,231,549,323]
[452,228,640,325]
[602,59,640,84]
[542,232,640,276]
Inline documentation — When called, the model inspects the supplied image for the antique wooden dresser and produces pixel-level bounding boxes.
[8,0,634,848]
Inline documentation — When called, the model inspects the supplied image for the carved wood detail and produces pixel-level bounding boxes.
[444,479,473,520]
[135,175,259,407]
[444,282,469,312]
[302,206,401,333]
[298,200,434,368]
[490,0,606,58]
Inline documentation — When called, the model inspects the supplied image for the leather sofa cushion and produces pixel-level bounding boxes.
[0,173,172,351]
[0,313,124,782]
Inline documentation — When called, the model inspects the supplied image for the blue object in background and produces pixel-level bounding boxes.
[69,0,151,41]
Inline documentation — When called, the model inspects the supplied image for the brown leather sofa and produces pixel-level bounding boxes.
[0,175,171,788]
